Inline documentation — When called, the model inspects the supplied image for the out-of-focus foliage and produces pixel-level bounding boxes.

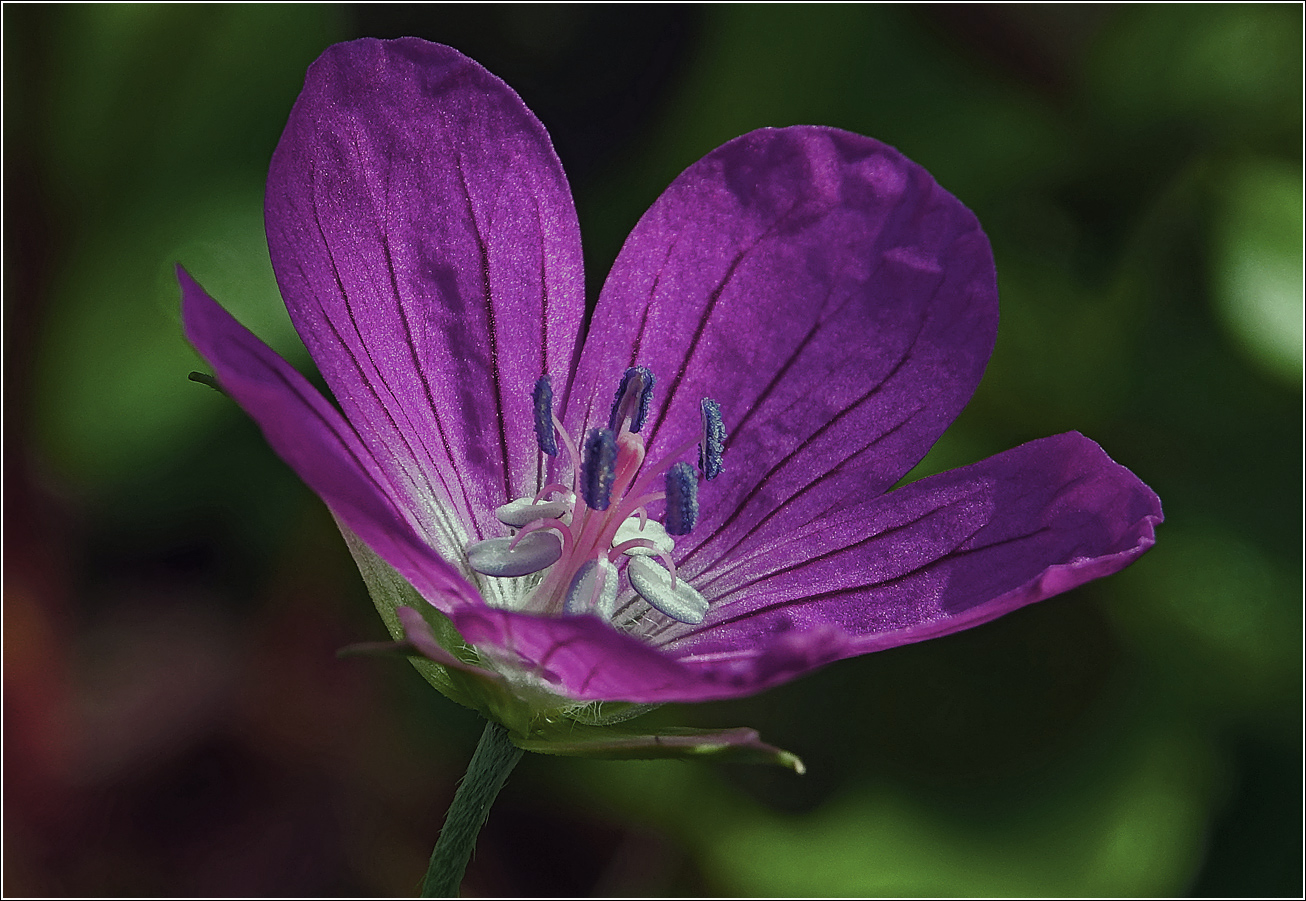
[15,4,324,487]
[5,4,1300,896]
[1211,158,1303,384]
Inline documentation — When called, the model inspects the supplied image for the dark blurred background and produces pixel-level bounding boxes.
[4,4,1301,896]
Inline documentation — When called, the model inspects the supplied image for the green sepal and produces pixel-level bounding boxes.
[187,370,224,394]
[512,721,806,773]
[405,597,541,735]
[339,527,536,735]
[337,638,424,660]
[340,527,463,691]
[339,526,804,772]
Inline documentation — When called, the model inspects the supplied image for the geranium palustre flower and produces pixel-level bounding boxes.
[182,38,1161,757]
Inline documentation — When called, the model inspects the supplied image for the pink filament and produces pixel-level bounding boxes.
[507,514,574,554]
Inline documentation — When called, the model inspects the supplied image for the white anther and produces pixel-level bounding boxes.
[496,497,570,527]
[562,558,619,619]
[466,531,562,577]
[627,557,708,624]
[612,517,675,557]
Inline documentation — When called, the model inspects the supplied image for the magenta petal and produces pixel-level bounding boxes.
[451,606,691,700]
[179,267,481,613]
[395,606,506,683]
[451,603,851,704]
[265,38,585,557]
[449,433,1159,704]
[569,127,998,578]
[665,433,1162,685]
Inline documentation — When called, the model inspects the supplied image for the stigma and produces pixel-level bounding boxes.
[463,369,723,627]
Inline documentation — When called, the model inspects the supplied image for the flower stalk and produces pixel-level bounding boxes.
[422,720,523,897]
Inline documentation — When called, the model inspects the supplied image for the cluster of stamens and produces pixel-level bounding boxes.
[464,367,724,626]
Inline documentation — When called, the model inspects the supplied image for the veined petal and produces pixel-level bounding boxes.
[440,433,1159,704]
[569,127,997,577]
[665,432,1162,673]
[450,605,693,700]
[265,38,585,568]
[396,606,507,684]
[179,267,482,614]
[447,599,848,704]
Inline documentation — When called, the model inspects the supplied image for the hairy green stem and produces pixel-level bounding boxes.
[421,720,523,897]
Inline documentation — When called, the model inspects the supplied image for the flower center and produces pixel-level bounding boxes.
[464,367,725,627]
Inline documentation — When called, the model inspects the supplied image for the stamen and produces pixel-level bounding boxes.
[699,398,725,480]
[581,428,617,511]
[484,370,721,630]
[496,497,569,527]
[608,366,655,433]
[532,484,573,503]
[655,549,680,589]
[508,516,574,555]
[533,375,558,456]
[664,462,698,535]
[466,531,562,577]
[612,517,674,557]
[562,558,619,619]
[550,413,581,495]
[608,538,655,560]
[627,556,708,624]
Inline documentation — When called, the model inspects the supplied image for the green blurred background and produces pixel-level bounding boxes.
[4,4,1301,896]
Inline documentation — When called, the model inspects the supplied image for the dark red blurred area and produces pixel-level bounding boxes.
[5,485,434,894]
[3,478,700,895]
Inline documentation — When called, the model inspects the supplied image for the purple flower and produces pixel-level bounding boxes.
[181,39,1160,744]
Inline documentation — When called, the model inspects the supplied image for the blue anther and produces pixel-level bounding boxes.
[698,398,725,480]
[533,375,558,456]
[581,429,618,510]
[608,366,655,433]
[664,462,698,535]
